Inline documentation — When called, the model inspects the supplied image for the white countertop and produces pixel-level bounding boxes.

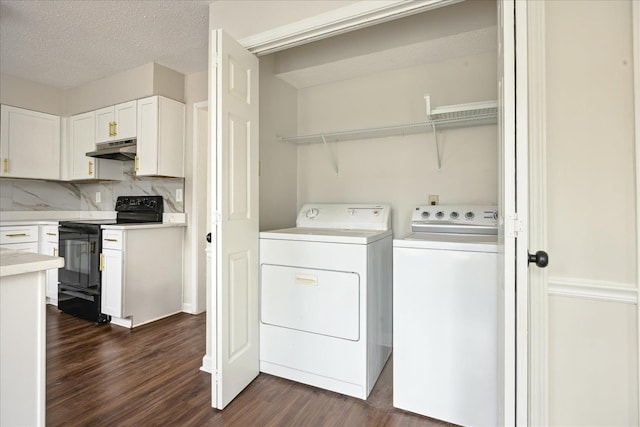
[0,212,186,226]
[0,249,64,277]
[101,222,186,230]
[0,211,117,224]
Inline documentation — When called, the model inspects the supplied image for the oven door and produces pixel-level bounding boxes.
[58,225,101,289]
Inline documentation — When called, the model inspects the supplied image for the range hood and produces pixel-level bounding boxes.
[86,140,136,161]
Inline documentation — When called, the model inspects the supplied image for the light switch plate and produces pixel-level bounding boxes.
[95,192,101,203]
[176,189,183,203]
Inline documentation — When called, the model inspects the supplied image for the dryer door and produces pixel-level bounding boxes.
[261,265,360,341]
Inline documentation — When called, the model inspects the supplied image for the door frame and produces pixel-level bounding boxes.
[527,1,640,424]
[526,2,549,425]
[210,0,527,420]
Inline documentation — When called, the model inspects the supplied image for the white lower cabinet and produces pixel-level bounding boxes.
[39,225,59,304]
[101,246,124,317]
[100,227,183,327]
[0,226,39,253]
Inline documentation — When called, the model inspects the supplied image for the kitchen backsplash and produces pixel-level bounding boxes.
[0,164,184,213]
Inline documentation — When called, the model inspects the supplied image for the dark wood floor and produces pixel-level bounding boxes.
[46,305,449,426]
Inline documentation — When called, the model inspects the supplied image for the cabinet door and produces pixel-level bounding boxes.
[70,111,96,179]
[39,226,59,301]
[136,97,159,175]
[95,106,114,144]
[0,105,61,180]
[114,101,137,141]
[101,248,123,317]
[136,96,185,177]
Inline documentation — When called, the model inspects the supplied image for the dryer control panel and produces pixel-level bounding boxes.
[411,205,498,235]
[297,204,391,231]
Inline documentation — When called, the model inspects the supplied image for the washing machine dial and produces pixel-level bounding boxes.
[306,208,320,219]
[421,211,430,219]
[435,211,444,219]
[465,211,475,220]
[450,211,459,219]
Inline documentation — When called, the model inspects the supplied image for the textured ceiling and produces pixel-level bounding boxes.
[0,0,212,89]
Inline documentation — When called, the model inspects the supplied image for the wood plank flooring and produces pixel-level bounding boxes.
[46,306,449,426]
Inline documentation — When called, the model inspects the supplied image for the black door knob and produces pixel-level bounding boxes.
[528,250,549,268]
[206,233,211,243]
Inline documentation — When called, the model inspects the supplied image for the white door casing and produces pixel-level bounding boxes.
[210,29,260,410]
[206,0,525,416]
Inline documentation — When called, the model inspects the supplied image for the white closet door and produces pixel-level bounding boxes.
[210,29,260,410]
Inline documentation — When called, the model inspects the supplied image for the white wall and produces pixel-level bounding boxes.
[65,62,185,115]
[296,52,497,236]
[544,1,638,424]
[258,55,298,231]
[0,74,65,115]
[183,70,208,313]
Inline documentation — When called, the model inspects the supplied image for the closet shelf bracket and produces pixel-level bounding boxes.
[321,135,339,176]
[431,122,442,171]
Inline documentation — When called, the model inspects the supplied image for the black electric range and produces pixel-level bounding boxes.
[57,195,164,323]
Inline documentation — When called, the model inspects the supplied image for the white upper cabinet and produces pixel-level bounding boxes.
[0,105,61,180]
[135,96,185,177]
[68,111,123,181]
[95,100,137,144]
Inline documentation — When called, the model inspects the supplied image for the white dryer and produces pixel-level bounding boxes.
[259,204,392,399]
[393,205,499,427]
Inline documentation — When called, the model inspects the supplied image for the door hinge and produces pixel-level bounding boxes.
[505,213,524,238]
[214,211,221,224]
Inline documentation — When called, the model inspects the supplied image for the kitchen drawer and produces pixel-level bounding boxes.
[40,225,59,243]
[0,226,38,245]
[0,241,39,253]
[102,230,123,250]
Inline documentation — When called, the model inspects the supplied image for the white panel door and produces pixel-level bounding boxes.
[210,29,260,410]
[497,0,528,425]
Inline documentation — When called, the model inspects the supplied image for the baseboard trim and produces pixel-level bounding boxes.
[548,277,637,304]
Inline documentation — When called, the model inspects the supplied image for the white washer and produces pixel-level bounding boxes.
[259,204,392,399]
[393,205,499,427]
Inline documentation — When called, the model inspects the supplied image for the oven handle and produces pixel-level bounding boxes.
[59,226,99,235]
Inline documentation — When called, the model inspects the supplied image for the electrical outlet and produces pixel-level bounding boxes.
[176,189,183,203]
[428,195,439,205]
[95,192,101,204]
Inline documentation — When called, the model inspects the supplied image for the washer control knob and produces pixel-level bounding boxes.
[450,211,459,219]
[435,211,444,219]
[493,211,499,220]
[306,208,319,219]
[465,211,475,220]
[421,211,430,219]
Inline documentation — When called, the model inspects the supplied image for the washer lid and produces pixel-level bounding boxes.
[394,232,498,253]
[296,204,391,230]
[260,227,392,244]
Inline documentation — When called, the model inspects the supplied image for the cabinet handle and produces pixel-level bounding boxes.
[88,161,93,176]
[5,233,28,237]
[104,238,118,242]
[99,253,104,271]
[53,248,57,256]
[109,121,116,137]
[113,121,117,136]
[134,155,139,172]
[46,232,56,236]
[3,158,7,173]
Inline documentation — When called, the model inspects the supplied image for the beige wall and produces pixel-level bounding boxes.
[209,1,357,37]
[295,52,497,236]
[258,55,299,231]
[544,1,638,424]
[0,74,65,115]
[182,70,208,313]
[65,62,185,115]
